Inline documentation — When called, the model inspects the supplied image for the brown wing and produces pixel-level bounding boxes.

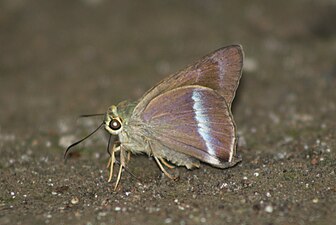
[133,45,244,117]
[141,85,237,167]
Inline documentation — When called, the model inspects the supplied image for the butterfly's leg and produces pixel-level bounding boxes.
[147,141,177,180]
[114,163,123,190]
[107,144,120,182]
[106,144,120,169]
[114,146,126,190]
[159,157,175,169]
[154,156,178,180]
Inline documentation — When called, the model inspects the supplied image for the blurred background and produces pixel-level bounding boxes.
[1,0,335,224]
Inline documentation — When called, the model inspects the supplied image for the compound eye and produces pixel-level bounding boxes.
[109,118,122,131]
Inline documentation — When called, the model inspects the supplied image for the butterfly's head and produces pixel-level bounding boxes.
[104,105,123,135]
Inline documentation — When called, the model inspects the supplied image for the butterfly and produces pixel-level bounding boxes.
[65,45,244,190]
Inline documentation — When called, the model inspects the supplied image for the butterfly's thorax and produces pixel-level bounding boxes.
[116,101,151,155]
[118,119,151,155]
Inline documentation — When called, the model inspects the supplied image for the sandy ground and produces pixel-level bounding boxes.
[0,0,335,224]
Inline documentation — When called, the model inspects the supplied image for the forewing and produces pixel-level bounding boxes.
[141,85,237,167]
[133,45,243,117]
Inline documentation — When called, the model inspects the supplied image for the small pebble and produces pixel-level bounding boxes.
[98,212,107,217]
[71,197,79,204]
[178,205,185,210]
[220,183,228,189]
[165,218,172,224]
[46,141,51,147]
[265,205,273,213]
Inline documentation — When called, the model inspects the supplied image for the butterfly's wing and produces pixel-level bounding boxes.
[133,45,243,117]
[141,85,238,167]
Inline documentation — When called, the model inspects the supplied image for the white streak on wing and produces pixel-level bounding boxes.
[211,56,225,88]
[192,90,218,161]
